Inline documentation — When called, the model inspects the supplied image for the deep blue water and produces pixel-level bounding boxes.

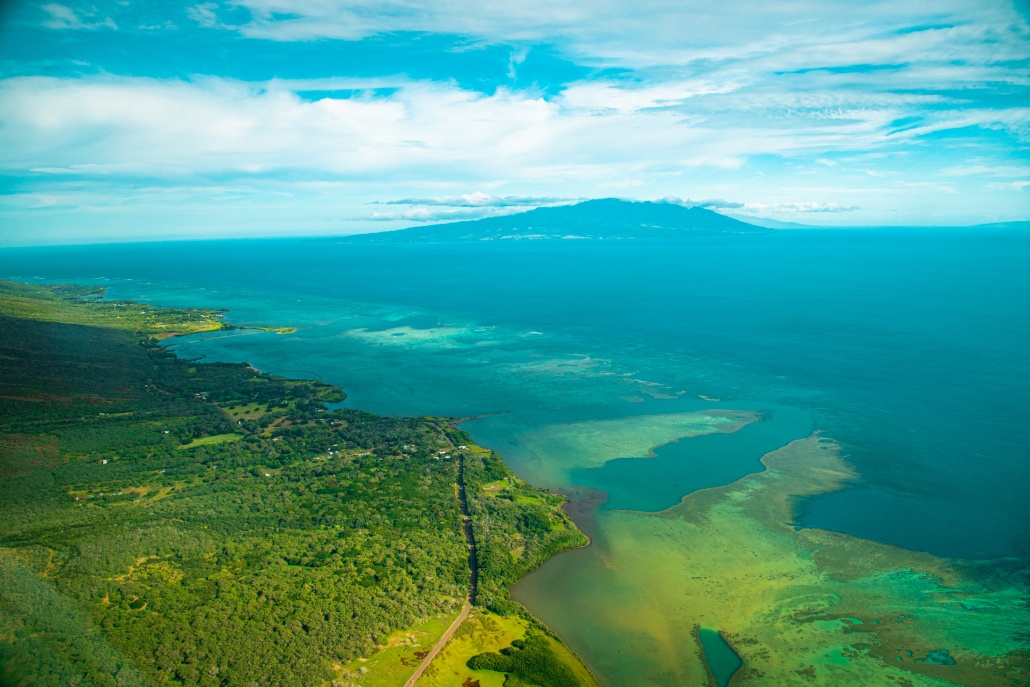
[3,229,1028,559]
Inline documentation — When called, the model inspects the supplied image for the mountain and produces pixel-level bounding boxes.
[971,220,1030,230]
[346,198,769,241]
[720,212,816,229]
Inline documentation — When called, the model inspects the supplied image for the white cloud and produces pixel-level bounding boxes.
[660,197,743,209]
[204,0,1030,150]
[892,180,959,194]
[2,74,940,184]
[507,48,529,81]
[379,192,574,207]
[368,206,524,222]
[651,195,864,215]
[559,80,739,114]
[986,180,1030,191]
[365,192,576,222]
[30,163,153,175]
[6,0,1030,241]
[187,3,223,29]
[743,201,860,213]
[40,3,117,30]
[223,0,1027,62]
[2,71,1024,239]
[940,163,1030,178]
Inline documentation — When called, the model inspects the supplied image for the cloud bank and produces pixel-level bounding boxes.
[0,0,1026,243]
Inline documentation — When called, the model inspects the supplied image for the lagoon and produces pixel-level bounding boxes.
[699,629,743,687]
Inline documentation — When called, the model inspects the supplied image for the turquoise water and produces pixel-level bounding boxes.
[3,231,1028,559]
[573,404,811,512]
[698,629,743,687]
[4,231,1029,685]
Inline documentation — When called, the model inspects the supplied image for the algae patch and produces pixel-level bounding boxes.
[514,435,1030,686]
[512,409,758,483]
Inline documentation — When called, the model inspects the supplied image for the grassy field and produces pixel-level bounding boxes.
[219,402,283,421]
[175,433,244,450]
[481,477,511,495]
[336,611,462,687]
[416,610,603,687]
[416,610,527,687]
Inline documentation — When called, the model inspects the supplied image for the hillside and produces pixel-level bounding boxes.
[347,198,768,241]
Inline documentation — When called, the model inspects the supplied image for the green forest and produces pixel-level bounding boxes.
[0,281,589,687]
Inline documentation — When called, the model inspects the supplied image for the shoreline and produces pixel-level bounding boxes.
[0,279,603,687]
[11,275,1028,686]
[126,283,604,686]
[161,313,604,685]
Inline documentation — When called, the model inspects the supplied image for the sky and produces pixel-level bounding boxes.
[0,1,1028,245]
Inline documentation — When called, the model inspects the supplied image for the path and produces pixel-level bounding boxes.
[403,432,478,687]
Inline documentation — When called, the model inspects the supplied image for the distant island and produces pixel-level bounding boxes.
[345,198,770,242]
[719,213,816,229]
[972,220,1030,231]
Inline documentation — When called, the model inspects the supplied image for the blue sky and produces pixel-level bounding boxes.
[0,0,1028,244]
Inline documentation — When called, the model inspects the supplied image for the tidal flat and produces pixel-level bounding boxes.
[502,409,759,485]
[513,435,1029,685]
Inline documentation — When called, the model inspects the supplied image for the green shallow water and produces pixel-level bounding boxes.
[508,513,695,686]
[699,629,743,687]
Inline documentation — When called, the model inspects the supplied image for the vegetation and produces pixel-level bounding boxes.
[0,281,592,687]
[467,632,581,687]
[414,609,601,687]
[417,610,527,687]
[0,280,227,338]
[458,444,588,616]
[335,612,460,687]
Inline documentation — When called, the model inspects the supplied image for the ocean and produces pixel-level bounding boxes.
[5,227,1028,683]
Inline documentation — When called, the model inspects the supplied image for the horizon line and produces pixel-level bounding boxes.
[3,221,1029,250]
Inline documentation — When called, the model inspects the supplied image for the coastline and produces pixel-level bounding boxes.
[0,279,602,687]
[508,431,1030,686]
[157,295,608,687]
[7,275,1028,686]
